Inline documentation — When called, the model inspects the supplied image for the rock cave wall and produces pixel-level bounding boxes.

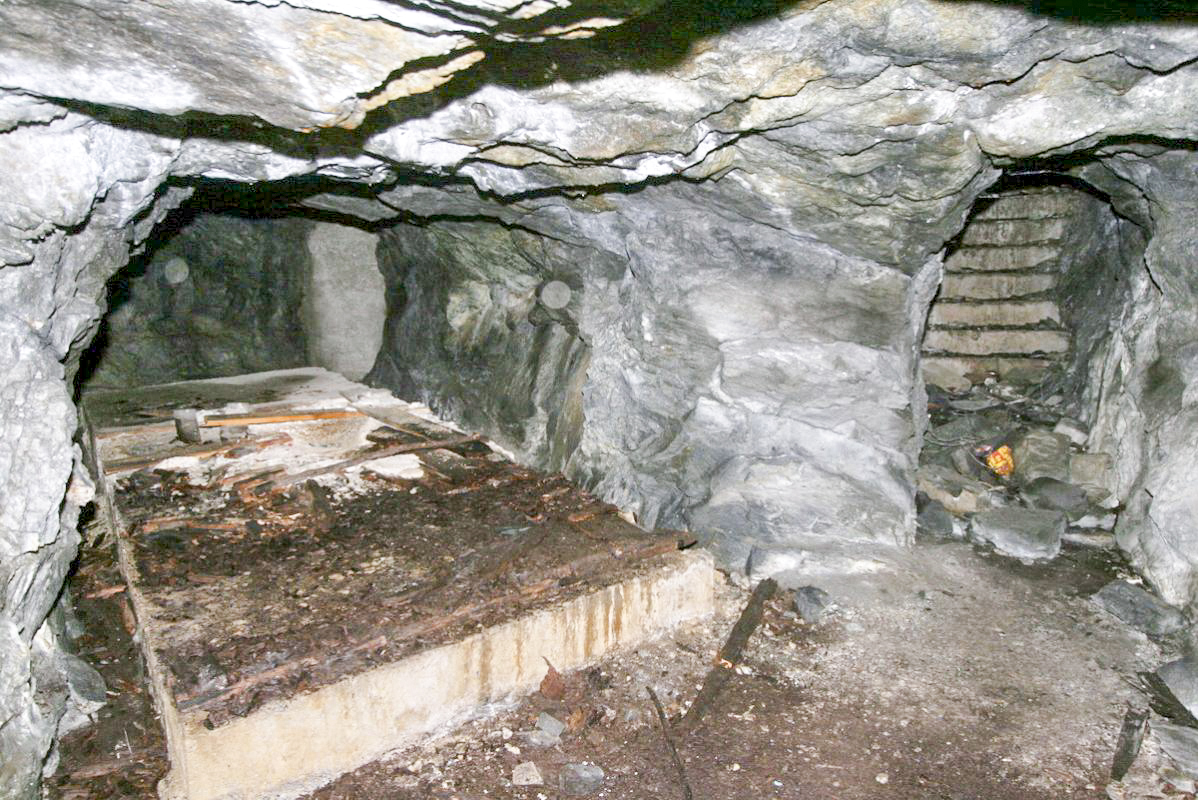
[80,212,312,392]
[1053,180,1144,405]
[368,188,926,567]
[1,0,1198,794]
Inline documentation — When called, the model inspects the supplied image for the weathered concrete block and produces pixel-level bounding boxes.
[928,300,1060,328]
[973,192,1082,221]
[920,356,1054,389]
[959,218,1067,245]
[305,222,386,381]
[923,328,1069,356]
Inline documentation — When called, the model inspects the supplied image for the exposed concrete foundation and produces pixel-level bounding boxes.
[149,552,714,800]
[88,369,716,800]
[304,223,386,381]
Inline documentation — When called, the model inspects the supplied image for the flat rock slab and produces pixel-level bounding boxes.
[1151,719,1198,779]
[970,508,1065,560]
[1021,476,1090,515]
[86,368,715,800]
[1093,580,1186,637]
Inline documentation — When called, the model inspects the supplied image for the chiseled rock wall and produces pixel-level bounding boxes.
[81,213,312,392]
[369,184,930,567]
[1080,148,1198,611]
[0,0,1197,794]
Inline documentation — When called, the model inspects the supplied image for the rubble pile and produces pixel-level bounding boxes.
[917,373,1117,560]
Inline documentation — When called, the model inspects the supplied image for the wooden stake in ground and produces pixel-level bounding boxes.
[1110,706,1149,781]
[648,686,694,800]
[678,577,777,734]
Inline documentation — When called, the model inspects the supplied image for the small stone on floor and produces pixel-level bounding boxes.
[512,761,543,786]
[560,763,604,796]
[793,586,833,623]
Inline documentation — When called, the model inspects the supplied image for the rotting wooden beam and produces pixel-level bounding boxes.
[261,434,484,491]
[200,409,366,427]
[678,577,777,734]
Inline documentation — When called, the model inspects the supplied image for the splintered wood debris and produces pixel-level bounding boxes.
[83,368,716,800]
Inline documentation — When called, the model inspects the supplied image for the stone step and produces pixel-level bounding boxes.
[940,272,1056,301]
[946,244,1058,272]
[928,300,1061,328]
[959,218,1067,246]
[921,355,1056,390]
[923,328,1070,356]
[973,191,1082,221]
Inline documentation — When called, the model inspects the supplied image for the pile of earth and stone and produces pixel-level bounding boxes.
[917,373,1119,561]
[919,372,1198,796]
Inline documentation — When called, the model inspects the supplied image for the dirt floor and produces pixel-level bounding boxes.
[48,540,170,799]
[302,539,1170,800]
[51,531,1191,799]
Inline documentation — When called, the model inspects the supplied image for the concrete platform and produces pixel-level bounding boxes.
[85,368,716,800]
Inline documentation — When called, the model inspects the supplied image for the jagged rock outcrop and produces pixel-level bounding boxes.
[1,1,1197,794]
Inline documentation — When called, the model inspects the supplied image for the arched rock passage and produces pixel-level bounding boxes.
[3,1,1198,794]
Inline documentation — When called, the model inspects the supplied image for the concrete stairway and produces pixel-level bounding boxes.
[922,187,1081,389]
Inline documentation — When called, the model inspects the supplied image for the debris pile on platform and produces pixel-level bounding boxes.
[84,368,715,800]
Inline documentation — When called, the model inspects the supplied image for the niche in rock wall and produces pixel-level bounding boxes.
[915,170,1146,551]
[77,185,387,395]
[921,173,1138,402]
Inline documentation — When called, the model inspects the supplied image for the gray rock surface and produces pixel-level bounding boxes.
[1157,659,1198,720]
[1151,719,1198,780]
[793,587,834,624]
[1021,477,1090,516]
[536,712,566,740]
[916,496,956,539]
[745,540,896,590]
[1013,430,1072,483]
[0,1,1196,793]
[559,763,605,796]
[1082,151,1198,612]
[970,508,1065,561]
[1093,581,1187,637]
[512,761,543,786]
[81,213,311,391]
